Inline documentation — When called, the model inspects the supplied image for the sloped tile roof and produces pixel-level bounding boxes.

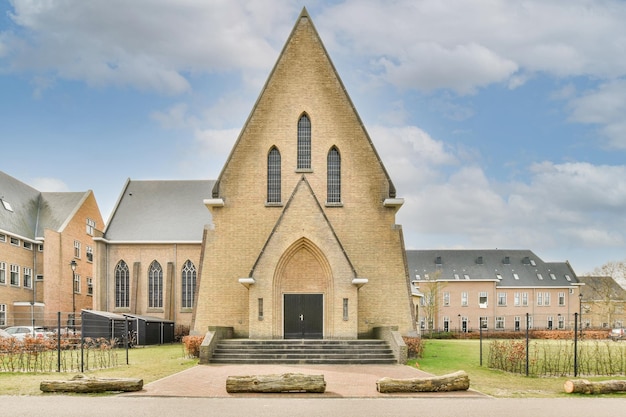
[406,249,578,289]
[103,179,214,242]
[0,170,87,240]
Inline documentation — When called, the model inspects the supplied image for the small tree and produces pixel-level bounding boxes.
[420,270,445,337]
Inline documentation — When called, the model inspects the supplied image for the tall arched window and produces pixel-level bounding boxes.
[297,114,311,170]
[327,146,341,203]
[267,147,281,203]
[115,260,129,308]
[181,260,196,309]
[148,260,163,308]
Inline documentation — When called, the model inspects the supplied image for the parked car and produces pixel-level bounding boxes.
[609,328,625,341]
[3,326,50,340]
[0,328,11,339]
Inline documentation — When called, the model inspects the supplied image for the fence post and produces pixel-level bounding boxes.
[80,311,84,373]
[57,311,61,373]
[479,321,483,366]
[525,313,529,377]
[574,312,579,377]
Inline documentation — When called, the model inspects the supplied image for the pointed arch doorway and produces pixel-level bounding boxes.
[273,239,332,339]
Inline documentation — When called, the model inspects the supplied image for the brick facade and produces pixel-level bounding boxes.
[192,10,414,338]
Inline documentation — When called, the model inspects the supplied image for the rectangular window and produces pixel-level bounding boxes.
[86,218,96,236]
[0,233,5,242]
[497,292,506,306]
[86,246,93,262]
[443,291,450,306]
[522,292,528,306]
[558,315,565,329]
[0,304,5,326]
[514,316,521,331]
[38,244,44,252]
[496,316,505,330]
[23,241,33,250]
[514,292,520,306]
[479,292,488,307]
[23,267,32,288]
[74,240,81,258]
[480,316,488,329]
[558,292,565,306]
[544,292,551,306]
[36,274,43,281]
[0,262,5,284]
[10,264,19,286]
[74,274,81,294]
[527,316,534,329]
[10,237,19,246]
[537,292,543,306]
[343,298,349,321]
[547,316,553,330]
[258,298,264,321]
[87,277,93,295]
[461,292,468,306]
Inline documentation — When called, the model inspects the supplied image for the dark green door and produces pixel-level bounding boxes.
[284,294,323,339]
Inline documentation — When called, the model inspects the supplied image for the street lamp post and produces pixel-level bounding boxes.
[578,293,583,338]
[70,260,77,328]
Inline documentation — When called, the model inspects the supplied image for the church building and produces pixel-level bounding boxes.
[95,8,415,340]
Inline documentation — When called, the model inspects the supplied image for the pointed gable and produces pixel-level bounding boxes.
[212,7,396,203]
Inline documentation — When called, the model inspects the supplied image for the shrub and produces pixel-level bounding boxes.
[403,336,425,358]
[182,335,204,358]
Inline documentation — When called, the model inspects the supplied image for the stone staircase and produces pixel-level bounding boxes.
[209,339,397,364]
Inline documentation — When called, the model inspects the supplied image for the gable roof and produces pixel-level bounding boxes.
[0,170,90,241]
[103,179,214,242]
[406,249,578,288]
[211,7,396,199]
[578,276,626,301]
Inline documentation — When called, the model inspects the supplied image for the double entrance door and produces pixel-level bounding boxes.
[283,294,323,339]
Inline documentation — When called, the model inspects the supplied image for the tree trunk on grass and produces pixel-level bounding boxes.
[376,370,469,393]
[40,374,143,393]
[564,379,626,394]
[226,373,326,393]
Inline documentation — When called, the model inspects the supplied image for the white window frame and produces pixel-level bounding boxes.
[497,292,506,306]
[461,291,468,306]
[0,262,6,284]
[522,292,528,306]
[74,240,81,258]
[558,292,565,306]
[87,277,93,295]
[495,316,505,330]
[443,291,450,306]
[86,218,96,236]
[23,267,32,288]
[74,274,81,294]
[544,292,551,306]
[0,304,5,326]
[10,264,19,286]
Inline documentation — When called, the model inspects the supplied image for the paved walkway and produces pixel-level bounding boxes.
[123,364,486,398]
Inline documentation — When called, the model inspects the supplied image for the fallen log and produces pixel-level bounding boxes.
[226,373,326,393]
[376,370,469,393]
[564,379,626,394]
[40,374,143,393]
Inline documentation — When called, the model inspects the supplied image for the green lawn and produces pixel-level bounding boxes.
[2,340,626,397]
[413,339,626,398]
[0,344,198,396]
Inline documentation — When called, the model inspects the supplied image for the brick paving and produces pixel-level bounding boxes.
[122,364,487,398]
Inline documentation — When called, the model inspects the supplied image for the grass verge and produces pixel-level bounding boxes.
[411,339,626,398]
[0,343,198,396]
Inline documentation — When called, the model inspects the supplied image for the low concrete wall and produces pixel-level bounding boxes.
[373,326,407,364]
[198,326,233,364]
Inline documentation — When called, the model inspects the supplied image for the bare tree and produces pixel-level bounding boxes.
[419,270,445,336]
[592,260,626,289]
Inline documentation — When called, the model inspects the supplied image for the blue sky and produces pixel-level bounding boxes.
[1,0,625,277]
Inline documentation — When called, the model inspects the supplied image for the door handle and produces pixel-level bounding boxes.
[299,314,304,321]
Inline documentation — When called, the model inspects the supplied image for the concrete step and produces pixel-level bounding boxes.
[210,339,397,365]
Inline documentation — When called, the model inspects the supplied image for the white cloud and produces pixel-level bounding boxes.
[3,0,298,94]
[568,79,626,149]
